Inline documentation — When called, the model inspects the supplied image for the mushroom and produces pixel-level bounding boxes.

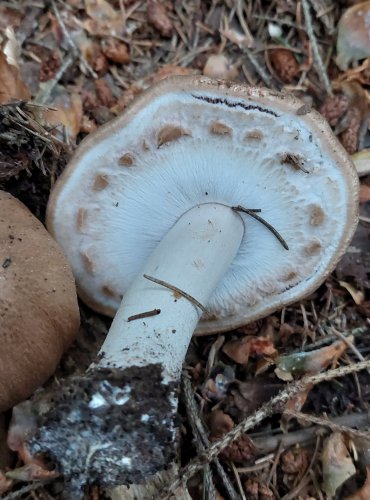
[0,191,80,412]
[29,76,358,492]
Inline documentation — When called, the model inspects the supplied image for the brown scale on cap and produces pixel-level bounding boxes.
[118,153,135,166]
[76,208,87,231]
[210,121,232,135]
[157,125,190,147]
[245,129,264,140]
[93,174,109,191]
[304,240,322,256]
[102,284,120,299]
[310,205,325,226]
[0,191,80,411]
[81,251,95,274]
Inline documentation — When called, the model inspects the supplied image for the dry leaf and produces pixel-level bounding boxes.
[44,89,83,143]
[223,336,277,365]
[0,28,30,104]
[336,1,370,70]
[339,280,365,305]
[322,432,356,496]
[276,341,347,379]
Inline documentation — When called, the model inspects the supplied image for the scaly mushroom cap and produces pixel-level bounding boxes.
[47,76,358,334]
[0,191,80,411]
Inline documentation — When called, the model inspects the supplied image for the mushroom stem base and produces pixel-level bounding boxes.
[27,365,176,494]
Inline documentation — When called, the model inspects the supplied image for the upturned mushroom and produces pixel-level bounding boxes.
[0,191,80,411]
[29,76,358,491]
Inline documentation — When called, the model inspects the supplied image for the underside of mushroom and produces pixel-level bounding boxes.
[27,76,358,493]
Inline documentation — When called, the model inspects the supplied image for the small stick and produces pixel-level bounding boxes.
[51,0,97,79]
[283,409,370,441]
[301,0,332,96]
[127,308,161,322]
[182,377,241,500]
[232,205,289,250]
[143,274,208,314]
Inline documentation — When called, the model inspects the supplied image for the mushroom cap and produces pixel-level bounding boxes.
[46,76,358,335]
[0,191,80,411]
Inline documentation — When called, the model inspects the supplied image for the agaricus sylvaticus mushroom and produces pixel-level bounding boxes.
[29,76,358,491]
[0,191,80,412]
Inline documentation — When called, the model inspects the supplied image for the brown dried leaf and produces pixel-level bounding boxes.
[223,336,277,365]
[44,89,83,143]
[322,432,356,496]
[0,29,30,104]
[147,0,173,38]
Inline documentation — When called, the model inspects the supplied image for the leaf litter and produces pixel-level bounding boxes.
[1,1,370,499]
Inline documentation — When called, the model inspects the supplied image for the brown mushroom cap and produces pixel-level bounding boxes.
[0,191,80,411]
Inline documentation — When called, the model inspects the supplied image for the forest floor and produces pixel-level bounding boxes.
[1,1,370,499]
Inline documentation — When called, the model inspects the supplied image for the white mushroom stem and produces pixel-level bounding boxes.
[96,203,244,381]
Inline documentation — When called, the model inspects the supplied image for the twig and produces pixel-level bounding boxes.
[236,0,254,48]
[51,0,97,78]
[283,409,370,441]
[35,52,75,104]
[143,274,208,314]
[252,411,370,455]
[232,205,289,250]
[230,462,246,500]
[127,308,161,322]
[244,48,278,89]
[301,0,332,96]
[293,326,369,353]
[182,377,241,500]
[329,327,365,362]
[160,359,370,498]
